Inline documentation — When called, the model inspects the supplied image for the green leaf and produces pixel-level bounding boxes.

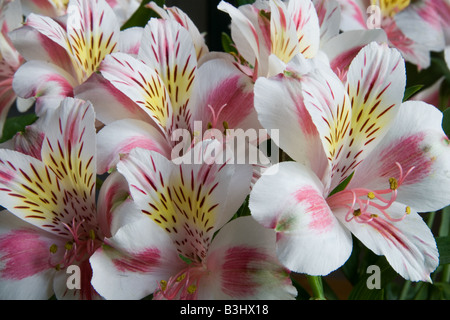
[402,84,423,102]
[347,256,398,300]
[120,0,164,30]
[237,0,257,5]
[221,32,238,55]
[439,206,450,237]
[328,171,354,197]
[179,254,193,265]
[432,282,450,300]
[0,113,38,143]
[341,236,362,285]
[436,236,450,265]
[290,275,311,300]
[442,108,450,138]
[234,195,250,218]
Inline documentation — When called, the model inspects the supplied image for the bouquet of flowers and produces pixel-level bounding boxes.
[0,0,450,301]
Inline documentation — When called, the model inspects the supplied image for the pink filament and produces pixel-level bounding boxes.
[329,162,415,224]
[206,103,228,129]
[50,218,100,269]
[153,265,204,300]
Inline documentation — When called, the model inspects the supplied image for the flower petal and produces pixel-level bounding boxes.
[348,101,450,213]
[99,52,172,134]
[66,0,119,81]
[270,0,300,62]
[313,0,341,47]
[147,1,209,61]
[321,29,388,82]
[190,58,258,132]
[334,42,405,187]
[0,98,97,236]
[334,202,438,282]
[96,171,132,238]
[74,72,150,125]
[96,118,171,174]
[0,210,62,299]
[12,60,76,114]
[139,18,197,131]
[90,214,184,300]
[254,57,330,183]
[286,0,320,59]
[217,1,260,69]
[204,216,297,299]
[117,142,252,263]
[300,57,352,191]
[249,162,352,275]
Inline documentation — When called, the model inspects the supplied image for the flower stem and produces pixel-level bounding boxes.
[306,275,326,300]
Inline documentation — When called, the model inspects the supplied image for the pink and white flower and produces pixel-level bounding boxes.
[249,42,450,281]
[0,1,34,137]
[218,0,387,82]
[19,0,141,25]
[90,142,297,299]
[336,0,447,69]
[95,17,261,174]
[9,0,137,114]
[0,97,121,299]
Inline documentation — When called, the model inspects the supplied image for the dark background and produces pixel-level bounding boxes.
[164,0,236,52]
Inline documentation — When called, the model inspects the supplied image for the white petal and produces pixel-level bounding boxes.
[249,162,352,275]
[203,216,297,300]
[90,215,183,300]
[334,203,438,282]
[348,101,450,212]
[0,210,61,299]
[96,118,171,174]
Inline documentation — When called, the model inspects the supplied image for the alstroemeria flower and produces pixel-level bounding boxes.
[0,97,118,299]
[20,0,141,25]
[218,0,321,79]
[9,0,138,114]
[146,1,209,61]
[336,0,446,69]
[90,142,297,300]
[249,42,450,281]
[95,17,261,175]
[218,0,389,83]
[0,1,34,137]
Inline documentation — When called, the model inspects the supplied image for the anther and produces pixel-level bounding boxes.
[49,244,58,254]
[160,280,167,291]
[176,273,186,282]
[353,208,361,216]
[89,229,96,240]
[65,241,73,250]
[222,121,229,131]
[405,206,411,214]
[367,192,375,199]
[389,177,398,190]
[187,284,197,294]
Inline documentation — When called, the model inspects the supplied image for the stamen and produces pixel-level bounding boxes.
[187,284,197,294]
[389,177,398,190]
[49,244,58,254]
[65,241,73,250]
[206,104,228,129]
[160,280,167,291]
[331,162,416,225]
[176,273,186,282]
